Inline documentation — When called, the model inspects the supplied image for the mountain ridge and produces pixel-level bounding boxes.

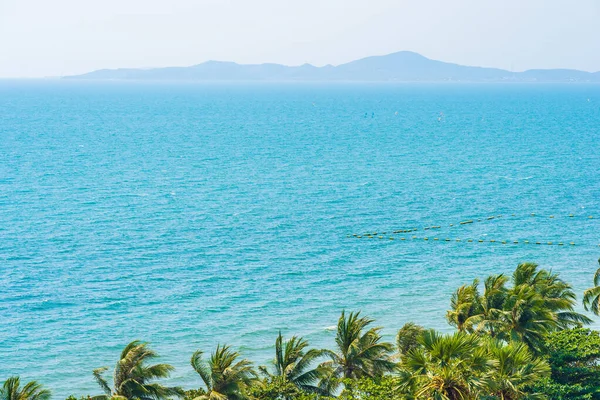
[64,51,600,82]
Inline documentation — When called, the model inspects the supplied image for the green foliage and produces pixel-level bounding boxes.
[250,378,299,400]
[395,323,425,357]
[396,331,549,400]
[530,328,600,399]
[1,377,51,400]
[340,376,403,400]
[259,332,329,395]
[531,377,593,400]
[182,389,206,400]
[583,259,600,316]
[190,344,257,400]
[447,263,591,353]
[447,279,482,332]
[249,377,329,400]
[92,340,183,400]
[250,375,405,400]
[544,328,600,379]
[320,311,396,393]
[486,339,550,399]
[400,330,492,400]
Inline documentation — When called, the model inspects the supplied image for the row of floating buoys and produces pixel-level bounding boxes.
[353,212,597,239]
[346,234,598,247]
[457,212,597,226]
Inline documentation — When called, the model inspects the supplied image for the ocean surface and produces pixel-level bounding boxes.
[1,81,599,398]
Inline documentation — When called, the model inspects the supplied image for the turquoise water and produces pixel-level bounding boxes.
[1,81,599,398]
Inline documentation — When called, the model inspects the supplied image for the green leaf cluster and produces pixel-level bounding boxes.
[531,328,600,399]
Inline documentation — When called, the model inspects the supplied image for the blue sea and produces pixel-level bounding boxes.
[1,81,599,398]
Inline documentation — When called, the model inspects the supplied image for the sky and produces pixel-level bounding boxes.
[1,0,599,78]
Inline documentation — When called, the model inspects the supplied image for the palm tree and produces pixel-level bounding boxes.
[395,322,425,357]
[468,274,509,337]
[1,377,50,400]
[446,280,481,332]
[259,332,328,394]
[92,340,183,400]
[400,330,493,400]
[583,259,600,315]
[190,344,257,400]
[320,311,395,392]
[486,340,550,400]
[512,263,591,328]
[447,263,590,352]
[495,284,556,353]
[447,275,509,337]
[494,264,590,353]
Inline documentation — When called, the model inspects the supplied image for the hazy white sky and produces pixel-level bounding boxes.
[1,0,599,78]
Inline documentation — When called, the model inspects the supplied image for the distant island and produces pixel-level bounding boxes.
[64,51,600,82]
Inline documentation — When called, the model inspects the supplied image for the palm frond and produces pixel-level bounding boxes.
[0,377,51,400]
[191,350,212,390]
[93,367,112,396]
[94,341,182,400]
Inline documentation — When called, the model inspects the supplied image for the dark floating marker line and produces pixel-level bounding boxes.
[352,211,597,248]
[349,235,591,247]
[354,211,597,241]
[356,213,594,236]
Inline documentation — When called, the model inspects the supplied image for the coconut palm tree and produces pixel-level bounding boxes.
[494,264,590,353]
[512,263,591,328]
[486,340,550,400]
[395,322,425,357]
[446,280,481,332]
[1,377,50,400]
[259,332,329,394]
[320,311,395,392]
[92,340,183,400]
[400,330,493,400]
[468,274,509,337]
[583,259,600,315]
[495,284,557,353]
[447,275,509,337]
[190,344,257,400]
[447,263,590,353]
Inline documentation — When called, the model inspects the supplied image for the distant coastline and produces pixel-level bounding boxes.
[64,51,600,82]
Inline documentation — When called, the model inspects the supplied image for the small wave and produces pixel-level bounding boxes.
[29,299,76,311]
[324,325,336,331]
[499,176,534,181]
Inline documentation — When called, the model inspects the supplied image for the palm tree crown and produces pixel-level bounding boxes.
[400,330,492,400]
[190,344,257,400]
[93,340,183,400]
[396,322,426,357]
[1,377,51,400]
[446,280,482,332]
[512,262,591,329]
[321,310,396,391]
[259,332,328,394]
[486,339,550,400]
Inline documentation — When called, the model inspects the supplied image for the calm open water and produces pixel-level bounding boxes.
[1,81,599,398]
